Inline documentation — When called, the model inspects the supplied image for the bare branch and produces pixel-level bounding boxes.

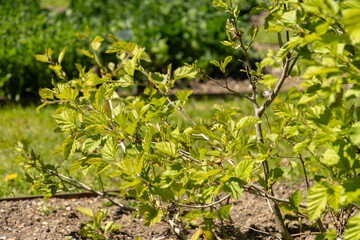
[171,195,230,209]
[46,169,136,211]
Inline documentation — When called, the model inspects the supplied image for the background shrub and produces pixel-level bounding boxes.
[0,0,257,100]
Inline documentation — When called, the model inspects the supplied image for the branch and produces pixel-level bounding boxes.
[245,185,307,209]
[46,169,136,211]
[171,195,230,209]
[257,57,292,117]
[199,72,254,102]
[242,226,281,240]
[151,78,197,126]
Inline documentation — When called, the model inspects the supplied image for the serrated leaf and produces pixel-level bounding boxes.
[322,148,340,166]
[102,137,118,161]
[139,205,163,226]
[70,159,85,176]
[39,88,54,99]
[156,142,177,157]
[106,40,136,54]
[58,46,67,64]
[86,158,110,175]
[236,116,260,129]
[56,87,79,101]
[76,207,93,217]
[326,185,343,211]
[173,66,197,80]
[235,159,254,181]
[62,135,78,160]
[276,36,302,60]
[33,54,49,63]
[344,214,360,240]
[307,182,328,221]
[125,120,138,136]
[55,108,77,131]
[175,90,193,102]
[289,190,303,208]
[85,135,102,153]
[223,177,243,200]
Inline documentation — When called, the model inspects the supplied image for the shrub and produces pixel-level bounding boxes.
[0,0,254,100]
[17,0,360,239]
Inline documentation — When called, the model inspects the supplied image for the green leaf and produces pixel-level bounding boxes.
[235,159,254,181]
[58,46,67,64]
[203,230,214,240]
[210,60,221,68]
[212,0,228,11]
[136,152,144,174]
[56,87,79,101]
[322,148,340,166]
[39,88,54,100]
[91,36,104,51]
[102,137,118,161]
[77,207,93,217]
[55,108,77,131]
[175,90,193,102]
[302,66,339,79]
[70,159,85,176]
[173,66,197,80]
[269,167,284,183]
[289,190,303,208]
[326,185,343,211]
[33,54,49,63]
[344,214,360,240]
[62,135,78,160]
[138,205,163,226]
[191,228,203,240]
[79,49,94,59]
[86,158,111,175]
[307,182,328,221]
[344,8,360,44]
[221,56,232,70]
[349,122,360,145]
[218,204,233,219]
[276,36,303,60]
[236,116,260,129]
[106,40,136,54]
[155,142,176,157]
[85,135,102,153]
[223,177,243,200]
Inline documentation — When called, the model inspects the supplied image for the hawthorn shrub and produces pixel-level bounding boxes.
[16,0,360,239]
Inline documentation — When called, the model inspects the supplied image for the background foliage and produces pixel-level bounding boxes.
[0,0,258,100]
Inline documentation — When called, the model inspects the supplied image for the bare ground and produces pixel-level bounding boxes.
[0,182,329,240]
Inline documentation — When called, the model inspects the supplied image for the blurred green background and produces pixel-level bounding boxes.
[0,0,263,101]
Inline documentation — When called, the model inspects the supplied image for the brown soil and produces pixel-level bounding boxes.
[0,182,327,240]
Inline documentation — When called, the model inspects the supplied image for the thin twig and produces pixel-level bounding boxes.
[242,226,281,240]
[171,195,230,209]
[200,73,253,102]
[46,169,136,211]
